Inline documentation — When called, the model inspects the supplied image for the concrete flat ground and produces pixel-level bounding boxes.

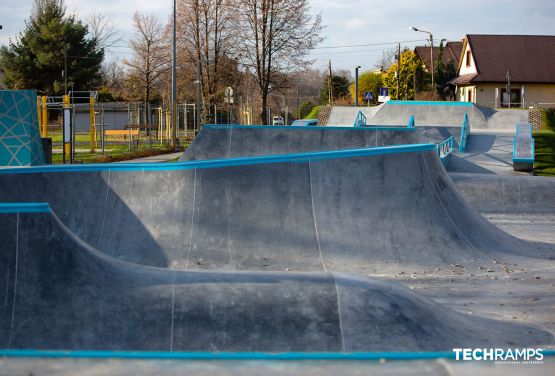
[448,132,517,175]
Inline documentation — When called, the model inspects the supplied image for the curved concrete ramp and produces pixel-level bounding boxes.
[181,125,461,161]
[0,146,553,275]
[326,102,528,130]
[1,209,551,351]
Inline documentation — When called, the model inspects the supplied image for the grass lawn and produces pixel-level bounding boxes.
[48,131,190,164]
[533,131,555,176]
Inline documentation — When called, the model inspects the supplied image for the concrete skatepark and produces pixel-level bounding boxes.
[1,102,554,374]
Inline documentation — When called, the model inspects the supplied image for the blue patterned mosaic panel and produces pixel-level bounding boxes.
[0,90,45,166]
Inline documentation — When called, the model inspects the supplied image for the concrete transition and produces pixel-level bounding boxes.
[2,209,551,352]
[0,90,45,166]
[2,146,554,274]
[180,125,461,161]
[326,101,529,130]
[0,127,554,354]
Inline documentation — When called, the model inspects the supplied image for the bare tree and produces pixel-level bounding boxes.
[375,49,397,72]
[87,11,122,52]
[237,0,323,123]
[123,12,169,124]
[176,0,238,118]
[101,59,124,90]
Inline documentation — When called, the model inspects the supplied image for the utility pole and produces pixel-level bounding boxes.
[355,66,361,107]
[396,43,400,99]
[64,39,68,96]
[328,59,333,105]
[196,60,202,131]
[171,0,177,148]
[410,27,434,91]
[430,34,434,91]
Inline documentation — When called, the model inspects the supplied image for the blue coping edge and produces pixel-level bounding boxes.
[205,124,416,132]
[0,203,51,214]
[387,100,473,107]
[512,124,535,163]
[0,143,436,175]
[0,349,553,360]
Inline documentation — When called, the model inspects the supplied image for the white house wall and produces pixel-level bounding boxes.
[459,44,477,75]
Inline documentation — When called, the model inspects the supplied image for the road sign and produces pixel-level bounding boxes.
[378,87,390,103]
[364,92,374,101]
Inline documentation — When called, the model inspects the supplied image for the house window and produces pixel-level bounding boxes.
[500,88,521,108]
[466,51,471,67]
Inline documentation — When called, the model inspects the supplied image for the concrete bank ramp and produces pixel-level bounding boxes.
[451,173,555,214]
[0,146,553,275]
[325,104,383,126]
[1,208,551,351]
[180,125,461,161]
[326,102,528,130]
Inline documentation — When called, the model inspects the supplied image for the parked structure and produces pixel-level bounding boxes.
[450,34,555,108]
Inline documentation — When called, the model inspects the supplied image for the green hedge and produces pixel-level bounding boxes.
[542,109,555,131]
[304,105,321,120]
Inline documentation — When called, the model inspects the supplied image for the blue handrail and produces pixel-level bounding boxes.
[353,111,367,127]
[407,115,415,128]
[459,112,469,152]
[437,136,455,159]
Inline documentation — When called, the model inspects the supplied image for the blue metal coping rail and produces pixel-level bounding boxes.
[459,113,469,152]
[1,349,553,360]
[387,100,473,107]
[407,115,415,128]
[353,111,367,127]
[205,124,417,132]
[0,202,51,213]
[0,143,437,175]
[512,123,535,163]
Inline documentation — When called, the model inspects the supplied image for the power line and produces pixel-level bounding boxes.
[312,39,428,50]
[309,43,424,56]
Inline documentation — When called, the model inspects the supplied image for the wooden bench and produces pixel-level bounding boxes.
[105,129,140,137]
[104,129,140,148]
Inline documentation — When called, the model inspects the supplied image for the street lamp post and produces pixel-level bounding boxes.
[171,0,177,149]
[355,65,361,107]
[410,26,434,90]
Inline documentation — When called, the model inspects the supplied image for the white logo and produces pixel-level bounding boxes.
[452,348,544,365]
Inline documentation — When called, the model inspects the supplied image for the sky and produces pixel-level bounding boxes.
[1,0,554,73]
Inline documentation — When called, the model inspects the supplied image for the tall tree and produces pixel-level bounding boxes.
[320,75,350,104]
[87,11,122,52]
[383,49,422,100]
[0,0,103,94]
[350,71,383,104]
[434,41,457,99]
[123,12,169,124]
[176,0,238,122]
[237,0,323,123]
